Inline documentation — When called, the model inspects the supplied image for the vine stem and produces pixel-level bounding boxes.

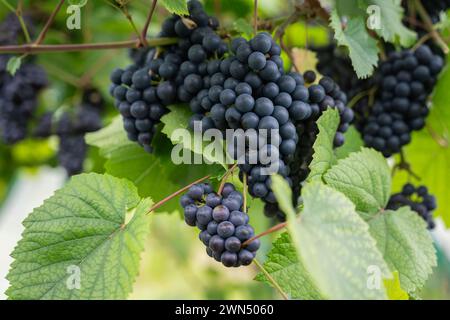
[253,0,258,35]
[253,259,289,300]
[242,222,287,247]
[414,0,449,54]
[141,0,158,46]
[147,174,211,214]
[243,173,248,213]
[1,0,31,43]
[34,0,65,46]
[217,163,238,195]
[0,37,177,54]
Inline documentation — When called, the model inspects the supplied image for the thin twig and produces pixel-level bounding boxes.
[16,0,31,43]
[242,222,287,248]
[253,0,258,35]
[218,163,238,195]
[0,37,177,54]
[275,10,301,41]
[141,0,158,46]
[34,0,65,45]
[243,173,248,213]
[411,32,433,51]
[414,0,449,54]
[147,175,211,213]
[253,259,289,300]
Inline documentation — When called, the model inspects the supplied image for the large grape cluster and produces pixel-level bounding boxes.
[361,46,443,157]
[109,0,226,153]
[34,88,104,175]
[180,182,260,267]
[387,183,437,230]
[0,14,48,144]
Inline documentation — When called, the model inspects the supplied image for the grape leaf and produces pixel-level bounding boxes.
[307,109,339,181]
[384,271,409,300]
[335,125,364,159]
[6,173,151,300]
[291,48,319,74]
[233,18,253,37]
[368,207,437,294]
[160,0,188,15]
[87,116,220,213]
[365,0,416,46]
[323,148,391,219]
[255,233,322,300]
[161,105,229,168]
[6,56,22,76]
[287,182,390,299]
[330,10,378,78]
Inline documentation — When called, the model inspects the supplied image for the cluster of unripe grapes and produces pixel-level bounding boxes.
[180,182,260,267]
[360,46,443,157]
[0,14,48,145]
[387,183,437,230]
[34,88,104,175]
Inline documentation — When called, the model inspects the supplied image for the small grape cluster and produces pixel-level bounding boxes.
[180,182,260,267]
[34,88,104,176]
[0,14,48,144]
[361,46,443,157]
[387,183,437,230]
[110,0,225,152]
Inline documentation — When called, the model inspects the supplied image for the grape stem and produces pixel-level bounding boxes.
[141,0,158,47]
[147,174,212,214]
[243,173,248,213]
[217,163,238,195]
[393,150,421,180]
[414,0,449,54]
[253,259,289,300]
[242,222,287,248]
[0,37,178,54]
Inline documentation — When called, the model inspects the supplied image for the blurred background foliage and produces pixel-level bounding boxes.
[0,0,449,299]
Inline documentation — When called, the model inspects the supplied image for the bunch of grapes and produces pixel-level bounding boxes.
[387,183,437,229]
[0,14,48,144]
[360,45,443,157]
[180,182,260,267]
[34,88,104,176]
[110,0,226,153]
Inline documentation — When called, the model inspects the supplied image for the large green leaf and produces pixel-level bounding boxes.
[323,148,391,218]
[255,233,322,300]
[366,0,416,46]
[270,175,296,220]
[6,173,150,300]
[330,10,379,78]
[308,109,339,181]
[368,207,437,294]
[161,105,229,168]
[287,182,390,300]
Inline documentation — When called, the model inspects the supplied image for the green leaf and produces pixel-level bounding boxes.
[271,174,296,220]
[233,18,253,37]
[365,0,416,46]
[323,148,391,218]
[335,125,364,159]
[161,105,229,168]
[255,233,322,299]
[384,271,409,300]
[87,116,219,213]
[6,173,151,300]
[368,207,437,294]
[330,10,379,78]
[160,0,188,15]
[288,182,390,300]
[6,56,22,75]
[307,109,340,181]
